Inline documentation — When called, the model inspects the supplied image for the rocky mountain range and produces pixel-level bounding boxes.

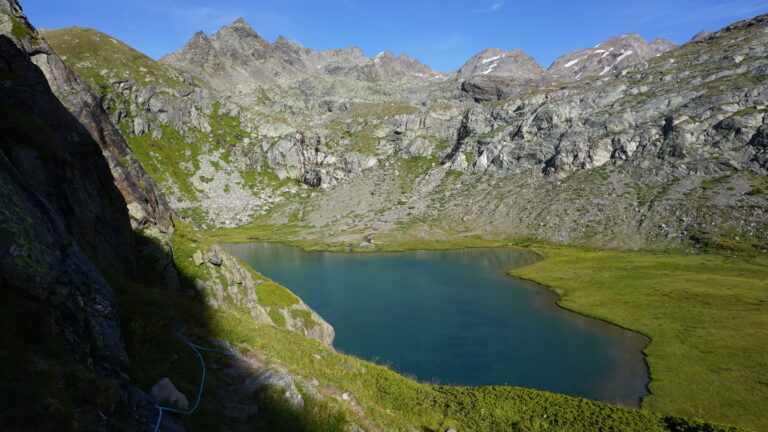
[38,14,768,251]
[161,18,444,96]
[163,17,682,86]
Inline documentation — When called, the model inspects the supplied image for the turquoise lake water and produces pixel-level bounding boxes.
[224,242,649,407]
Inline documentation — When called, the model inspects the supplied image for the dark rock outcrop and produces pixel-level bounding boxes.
[0,2,181,429]
[0,33,134,273]
[4,7,179,289]
[0,26,161,432]
[25,22,175,235]
[302,169,322,187]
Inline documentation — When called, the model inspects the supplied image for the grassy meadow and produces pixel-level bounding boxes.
[508,246,768,431]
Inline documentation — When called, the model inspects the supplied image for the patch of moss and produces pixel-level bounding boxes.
[268,308,286,327]
[289,309,317,329]
[257,280,300,309]
[9,14,38,44]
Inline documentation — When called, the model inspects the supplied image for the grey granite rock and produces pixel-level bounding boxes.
[246,370,304,410]
[151,378,189,410]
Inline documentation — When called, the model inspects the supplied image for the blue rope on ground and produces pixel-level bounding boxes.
[152,341,234,432]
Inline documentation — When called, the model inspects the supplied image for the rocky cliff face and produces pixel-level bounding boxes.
[1,1,181,295]
[1,3,337,428]
[2,17,175,239]
[0,3,162,428]
[0,8,136,274]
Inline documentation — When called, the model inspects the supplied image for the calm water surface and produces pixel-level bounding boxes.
[224,242,649,406]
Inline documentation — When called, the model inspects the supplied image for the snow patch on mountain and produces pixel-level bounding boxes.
[614,50,633,64]
[482,55,502,64]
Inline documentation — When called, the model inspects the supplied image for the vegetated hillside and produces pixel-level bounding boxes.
[45,15,768,253]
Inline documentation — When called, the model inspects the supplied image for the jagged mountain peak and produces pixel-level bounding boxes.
[272,35,305,53]
[456,47,548,81]
[231,17,249,26]
[213,17,267,43]
[187,30,213,49]
[548,32,677,81]
[222,17,262,35]
[341,45,365,57]
[690,29,710,41]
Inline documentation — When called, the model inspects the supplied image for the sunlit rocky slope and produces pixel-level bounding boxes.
[43,15,768,252]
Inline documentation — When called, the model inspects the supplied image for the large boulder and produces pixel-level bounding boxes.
[151,378,189,411]
[245,370,304,410]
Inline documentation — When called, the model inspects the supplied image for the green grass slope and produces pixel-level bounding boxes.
[509,246,768,431]
[41,27,194,90]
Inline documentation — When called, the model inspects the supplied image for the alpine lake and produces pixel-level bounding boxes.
[224,242,649,407]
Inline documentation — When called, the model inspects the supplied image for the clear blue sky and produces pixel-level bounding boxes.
[23,0,768,72]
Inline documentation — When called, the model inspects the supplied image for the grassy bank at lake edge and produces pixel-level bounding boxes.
[204,223,532,252]
[507,245,768,432]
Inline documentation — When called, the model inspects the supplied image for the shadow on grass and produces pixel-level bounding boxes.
[111,231,349,432]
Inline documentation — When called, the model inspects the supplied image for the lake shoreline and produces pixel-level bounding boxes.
[224,241,651,408]
[510,275,652,409]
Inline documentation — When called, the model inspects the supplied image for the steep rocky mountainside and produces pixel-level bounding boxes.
[548,33,677,81]
[1,2,334,429]
[0,3,163,428]
[4,14,333,341]
[44,14,768,251]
